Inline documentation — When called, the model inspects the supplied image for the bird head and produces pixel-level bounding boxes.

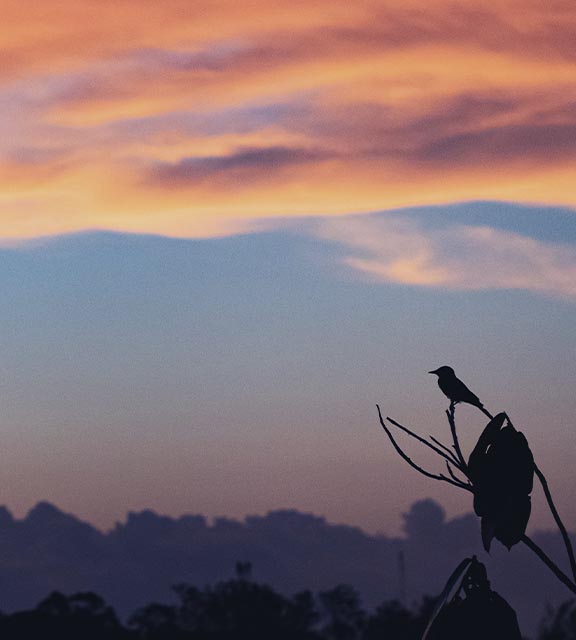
[428,366,455,377]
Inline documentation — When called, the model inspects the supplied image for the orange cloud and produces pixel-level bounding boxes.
[319,216,576,299]
[0,0,575,240]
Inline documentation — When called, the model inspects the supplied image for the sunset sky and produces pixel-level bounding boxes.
[0,0,575,535]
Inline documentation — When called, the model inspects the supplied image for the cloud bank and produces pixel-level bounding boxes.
[0,499,570,636]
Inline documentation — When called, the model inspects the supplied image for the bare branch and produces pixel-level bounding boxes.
[376,406,470,492]
[534,464,576,582]
[430,435,462,468]
[385,415,463,469]
[521,535,576,594]
[446,404,467,471]
[445,461,471,489]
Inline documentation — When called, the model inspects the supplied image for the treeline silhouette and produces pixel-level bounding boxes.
[0,567,573,639]
[1,499,573,634]
[0,575,431,640]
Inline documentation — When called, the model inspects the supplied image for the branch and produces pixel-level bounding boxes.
[534,464,576,582]
[521,535,576,594]
[445,461,471,489]
[386,415,464,470]
[446,404,467,471]
[504,413,576,583]
[494,413,576,587]
[376,406,471,492]
[430,436,462,468]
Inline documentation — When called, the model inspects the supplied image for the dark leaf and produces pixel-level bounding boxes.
[469,416,534,550]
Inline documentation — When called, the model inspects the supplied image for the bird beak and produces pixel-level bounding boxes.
[428,369,438,374]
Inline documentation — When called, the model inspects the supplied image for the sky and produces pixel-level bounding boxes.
[0,0,575,535]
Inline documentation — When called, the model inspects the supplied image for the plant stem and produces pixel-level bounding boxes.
[521,535,576,594]
[446,405,467,471]
[534,464,576,582]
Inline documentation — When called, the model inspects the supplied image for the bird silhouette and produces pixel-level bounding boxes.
[429,366,487,413]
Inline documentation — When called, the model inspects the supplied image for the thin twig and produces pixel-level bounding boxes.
[534,464,576,582]
[430,436,462,468]
[386,415,463,469]
[445,461,471,489]
[376,406,470,492]
[521,534,576,594]
[446,404,467,471]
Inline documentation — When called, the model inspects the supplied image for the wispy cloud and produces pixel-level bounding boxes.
[148,145,331,186]
[318,215,576,300]
[0,0,575,238]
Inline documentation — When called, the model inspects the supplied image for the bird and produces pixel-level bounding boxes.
[429,366,486,412]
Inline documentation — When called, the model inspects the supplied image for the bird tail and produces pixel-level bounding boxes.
[478,405,494,420]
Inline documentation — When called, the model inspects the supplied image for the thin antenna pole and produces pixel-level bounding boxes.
[398,550,406,604]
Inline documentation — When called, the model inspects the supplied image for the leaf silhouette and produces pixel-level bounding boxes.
[424,558,522,639]
[468,414,534,551]
[422,557,472,640]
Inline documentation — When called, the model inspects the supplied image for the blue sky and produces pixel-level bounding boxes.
[0,201,574,534]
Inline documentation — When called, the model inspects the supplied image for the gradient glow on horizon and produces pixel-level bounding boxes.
[1,207,576,536]
[0,2,576,535]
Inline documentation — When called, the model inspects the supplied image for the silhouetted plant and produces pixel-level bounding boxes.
[377,367,576,634]
[423,557,521,640]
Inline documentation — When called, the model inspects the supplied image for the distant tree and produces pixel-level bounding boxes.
[0,578,566,639]
[235,561,252,581]
[129,602,181,638]
[130,577,321,640]
[0,591,129,639]
[364,599,425,640]
[318,584,365,640]
[539,600,576,640]
[170,575,320,639]
[286,590,322,639]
